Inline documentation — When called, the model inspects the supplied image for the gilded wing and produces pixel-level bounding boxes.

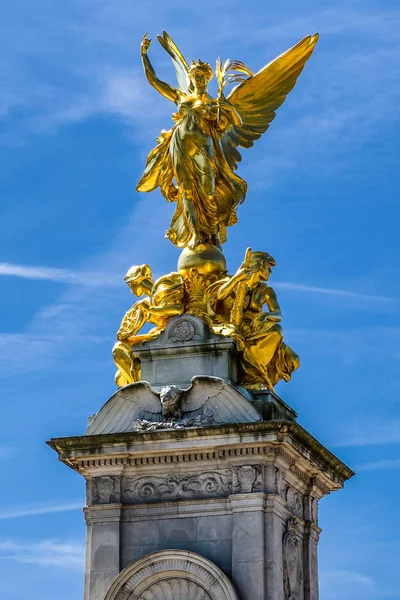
[183,376,261,424]
[221,34,319,169]
[157,30,193,94]
[85,382,162,435]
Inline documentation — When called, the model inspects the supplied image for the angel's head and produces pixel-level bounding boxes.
[188,60,213,92]
[124,264,153,297]
[248,252,276,285]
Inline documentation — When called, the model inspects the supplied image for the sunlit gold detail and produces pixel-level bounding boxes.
[114,251,299,391]
[177,243,227,277]
[209,250,300,390]
[112,32,316,390]
[112,265,184,386]
[137,30,318,249]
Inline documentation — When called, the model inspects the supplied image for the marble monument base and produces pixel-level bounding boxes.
[49,419,353,600]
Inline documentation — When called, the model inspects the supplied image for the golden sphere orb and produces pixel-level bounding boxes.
[178,243,227,277]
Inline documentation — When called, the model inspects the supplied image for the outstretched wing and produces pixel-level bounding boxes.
[85,382,162,435]
[157,30,193,94]
[221,34,319,170]
[183,376,261,424]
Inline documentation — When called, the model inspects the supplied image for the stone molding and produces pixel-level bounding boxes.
[70,447,331,500]
[104,550,239,600]
[49,421,353,496]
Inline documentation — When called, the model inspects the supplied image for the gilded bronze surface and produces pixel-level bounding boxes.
[209,250,300,390]
[113,265,184,386]
[113,31,318,390]
[137,31,318,249]
[114,251,299,390]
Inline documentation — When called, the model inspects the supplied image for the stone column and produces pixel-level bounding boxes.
[264,495,286,600]
[84,505,122,600]
[230,493,266,600]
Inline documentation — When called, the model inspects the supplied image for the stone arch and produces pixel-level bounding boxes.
[105,549,239,600]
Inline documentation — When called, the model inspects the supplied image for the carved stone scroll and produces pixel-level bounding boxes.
[122,471,233,503]
[121,466,263,504]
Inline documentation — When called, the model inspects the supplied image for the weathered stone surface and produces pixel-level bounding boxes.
[49,418,353,600]
[104,550,239,600]
[85,376,261,436]
[133,315,239,389]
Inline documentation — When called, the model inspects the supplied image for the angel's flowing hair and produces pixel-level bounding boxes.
[188,59,213,82]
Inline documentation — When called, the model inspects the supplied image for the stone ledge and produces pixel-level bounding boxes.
[48,420,354,491]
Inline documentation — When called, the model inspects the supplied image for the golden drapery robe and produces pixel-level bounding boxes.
[137,102,247,247]
[207,279,300,389]
[113,272,184,386]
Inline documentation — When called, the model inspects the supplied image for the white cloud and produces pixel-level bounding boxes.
[356,459,400,472]
[0,502,82,521]
[0,539,84,569]
[333,419,400,448]
[1,261,396,306]
[1,1,399,148]
[0,262,112,285]
[321,569,374,588]
[274,282,397,304]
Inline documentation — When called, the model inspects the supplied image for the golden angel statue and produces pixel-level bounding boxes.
[137,31,318,249]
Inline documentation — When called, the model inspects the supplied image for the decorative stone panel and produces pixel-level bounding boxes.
[283,519,303,600]
[121,466,262,504]
[91,475,120,504]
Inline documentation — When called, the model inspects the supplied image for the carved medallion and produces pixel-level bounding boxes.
[168,319,196,342]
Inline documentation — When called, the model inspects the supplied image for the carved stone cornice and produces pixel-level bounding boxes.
[48,421,354,497]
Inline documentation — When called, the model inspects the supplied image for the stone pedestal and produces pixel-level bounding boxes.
[49,420,353,600]
[48,316,353,599]
[134,314,239,389]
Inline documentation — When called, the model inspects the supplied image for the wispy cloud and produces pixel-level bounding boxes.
[274,282,398,304]
[0,502,82,521]
[355,458,400,472]
[0,539,84,569]
[320,569,374,588]
[0,262,118,286]
[1,1,399,148]
[333,419,400,448]
[1,262,396,306]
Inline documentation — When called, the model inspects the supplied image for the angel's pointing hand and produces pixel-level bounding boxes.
[141,33,151,57]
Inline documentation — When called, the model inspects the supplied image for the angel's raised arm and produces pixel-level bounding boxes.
[140,34,181,104]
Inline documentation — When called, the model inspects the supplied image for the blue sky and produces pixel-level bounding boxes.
[1,0,399,598]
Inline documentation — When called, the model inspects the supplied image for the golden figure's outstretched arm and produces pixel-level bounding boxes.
[141,33,181,104]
